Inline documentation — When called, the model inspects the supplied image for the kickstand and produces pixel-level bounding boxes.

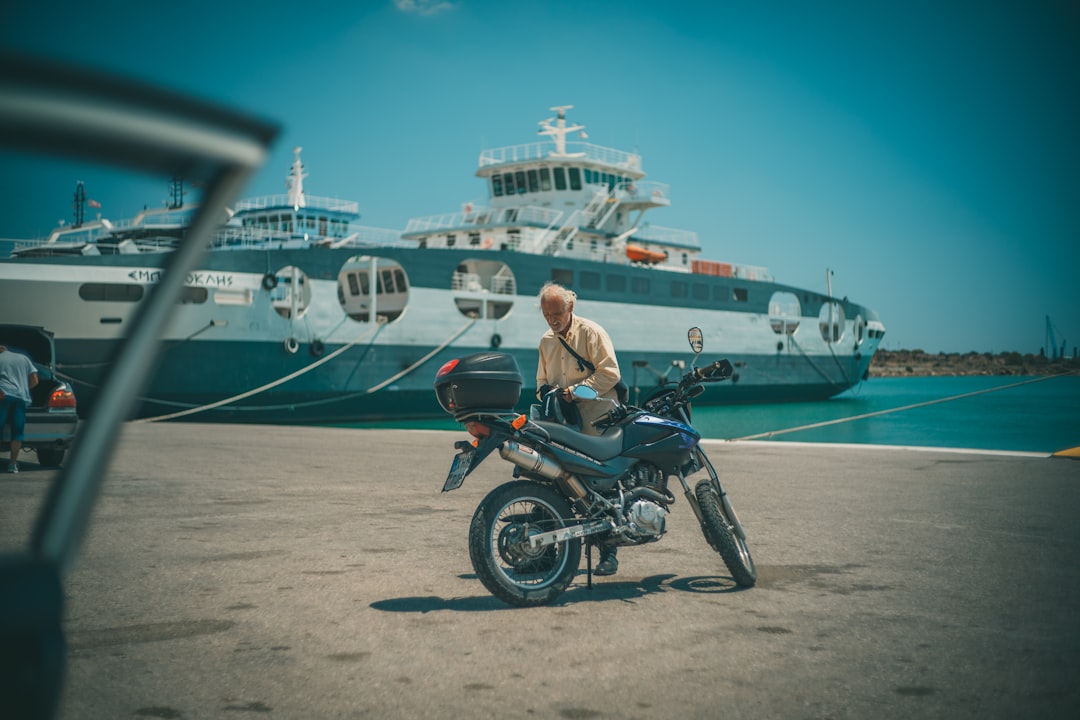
[585,541,594,589]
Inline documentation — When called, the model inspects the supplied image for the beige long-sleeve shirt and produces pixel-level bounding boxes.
[536,315,621,434]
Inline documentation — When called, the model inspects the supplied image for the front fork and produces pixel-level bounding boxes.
[678,446,748,541]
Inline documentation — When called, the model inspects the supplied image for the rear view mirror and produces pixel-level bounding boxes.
[573,385,598,401]
[688,327,703,355]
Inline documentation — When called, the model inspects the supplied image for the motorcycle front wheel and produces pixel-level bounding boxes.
[469,480,582,607]
[695,479,756,587]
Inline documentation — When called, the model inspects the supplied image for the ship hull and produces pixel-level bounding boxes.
[0,246,883,424]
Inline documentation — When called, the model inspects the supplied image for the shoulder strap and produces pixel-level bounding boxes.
[558,336,595,373]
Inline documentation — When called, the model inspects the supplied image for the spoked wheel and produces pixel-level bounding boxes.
[695,479,756,587]
[469,481,581,607]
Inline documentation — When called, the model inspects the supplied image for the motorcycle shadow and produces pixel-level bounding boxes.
[369,573,743,613]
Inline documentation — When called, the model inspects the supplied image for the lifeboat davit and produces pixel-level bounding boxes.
[626,244,667,264]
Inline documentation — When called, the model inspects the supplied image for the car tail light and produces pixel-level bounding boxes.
[48,387,77,410]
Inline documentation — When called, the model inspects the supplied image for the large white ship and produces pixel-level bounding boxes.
[0,106,885,423]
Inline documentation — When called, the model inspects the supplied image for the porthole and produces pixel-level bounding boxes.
[336,256,410,324]
[768,291,801,335]
[452,258,516,319]
[268,266,311,320]
[818,301,846,343]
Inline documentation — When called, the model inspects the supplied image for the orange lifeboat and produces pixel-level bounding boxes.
[626,244,667,264]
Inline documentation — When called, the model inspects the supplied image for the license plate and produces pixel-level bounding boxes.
[442,450,473,492]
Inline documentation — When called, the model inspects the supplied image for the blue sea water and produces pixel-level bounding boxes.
[691,375,1080,453]
[355,375,1080,454]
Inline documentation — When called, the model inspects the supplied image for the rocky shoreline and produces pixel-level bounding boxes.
[869,349,1078,377]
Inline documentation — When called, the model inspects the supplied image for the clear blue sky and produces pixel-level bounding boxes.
[2,0,1077,355]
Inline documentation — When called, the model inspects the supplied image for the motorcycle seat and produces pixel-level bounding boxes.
[529,420,625,461]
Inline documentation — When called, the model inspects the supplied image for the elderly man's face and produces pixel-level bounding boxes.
[541,296,573,335]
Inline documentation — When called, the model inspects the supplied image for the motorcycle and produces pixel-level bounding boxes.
[434,327,755,607]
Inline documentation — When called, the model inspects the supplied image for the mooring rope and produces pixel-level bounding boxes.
[132,323,385,423]
[730,372,1075,442]
[133,317,478,422]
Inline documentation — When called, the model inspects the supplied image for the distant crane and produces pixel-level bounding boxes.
[1045,316,1067,359]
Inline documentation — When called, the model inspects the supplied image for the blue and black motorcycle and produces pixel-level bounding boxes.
[435,327,755,607]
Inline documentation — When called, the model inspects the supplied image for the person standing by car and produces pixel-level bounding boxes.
[0,345,39,473]
[536,282,623,575]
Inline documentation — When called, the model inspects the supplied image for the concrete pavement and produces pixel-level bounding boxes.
[2,423,1078,719]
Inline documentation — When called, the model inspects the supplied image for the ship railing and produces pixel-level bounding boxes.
[234,193,360,215]
[451,271,516,295]
[618,180,670,205]
[634,225,701,251]
[479,141,642,172]
[332,225,413,248]
[405,205,562,233]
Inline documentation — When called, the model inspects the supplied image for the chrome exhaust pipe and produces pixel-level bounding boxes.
[499,441,587,498]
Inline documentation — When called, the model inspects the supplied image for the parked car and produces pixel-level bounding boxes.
[0,324,79,467]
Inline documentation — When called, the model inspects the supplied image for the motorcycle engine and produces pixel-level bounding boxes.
[627,499,667,540]
[622,464,666,494]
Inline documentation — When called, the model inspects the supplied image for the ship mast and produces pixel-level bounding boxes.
[72,181,86,227]
[168,176,185,209]
[538,105,587,157]
[286,146,307,210]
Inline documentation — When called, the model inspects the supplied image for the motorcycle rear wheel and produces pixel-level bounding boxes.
[469,481,581,607]
[695,480,756,587]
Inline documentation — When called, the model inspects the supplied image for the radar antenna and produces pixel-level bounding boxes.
[538,105,586,156]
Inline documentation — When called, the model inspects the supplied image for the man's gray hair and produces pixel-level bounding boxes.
[538,281,576,310]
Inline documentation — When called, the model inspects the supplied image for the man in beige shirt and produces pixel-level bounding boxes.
[536,282,622,574]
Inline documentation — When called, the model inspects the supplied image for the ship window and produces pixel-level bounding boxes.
[79,283,144,302]
[503,172,515,195]
[606,274,626,292]
[394,269,407,292]
[568,167,582,190]
[178,287,208,304]
[447,235,456,247]
[468,232,481,245]
[733,288,748,302]
[551,268,573,287]
[492,174,503,197]
[671,281,688,298]
[692,283,709,301]
[631,277,650,295]
[527,169,539,193]
[584,169,593,184]
[348,273,360,296]
[358,272,370,294]
[580,271,601,290]
[514,171,526,194]
[382,269,396,293]
[554,167,567,190]
[540,168,552,191]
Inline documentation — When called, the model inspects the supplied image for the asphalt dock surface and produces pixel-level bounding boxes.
[2,423,1079,719]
